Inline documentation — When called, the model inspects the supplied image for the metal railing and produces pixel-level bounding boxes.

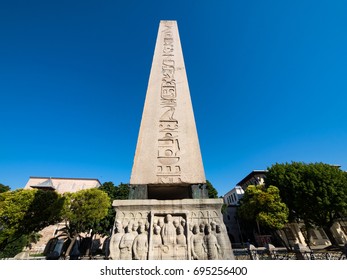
[233,245,346,260]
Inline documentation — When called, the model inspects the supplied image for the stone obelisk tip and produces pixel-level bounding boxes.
[130,20,206,188]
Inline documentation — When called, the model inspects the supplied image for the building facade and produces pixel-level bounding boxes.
[223,170,347,248]
[223,186,245,246]
[23,176,101,254]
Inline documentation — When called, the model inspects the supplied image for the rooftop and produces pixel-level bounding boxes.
[236,170,268,187]
[24,176,102,194]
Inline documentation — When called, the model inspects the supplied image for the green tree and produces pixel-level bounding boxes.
[0,183,10,193]
[237,185,289,248]
[99,182,129,201]
[0,189,64,254]
[238,185,289,231]
[60,188,110,257]
[265,162,347,245]
[96,182,129,236]
[0,235,28,258]
[206,180,218,198]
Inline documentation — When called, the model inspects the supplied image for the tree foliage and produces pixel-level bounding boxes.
[206,180,218,198]
[0,189,64,252]
[99,182,129,201]
[0,235,28,258]
[265,162,347,226]
[265,162,347,244]
[61,188,110,235]
[0,183,10,193]
[238,185,289,231]
[57,188,110,258]
[97,182,129,236]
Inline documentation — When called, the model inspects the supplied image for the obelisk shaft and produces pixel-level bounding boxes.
[130,20,205,186]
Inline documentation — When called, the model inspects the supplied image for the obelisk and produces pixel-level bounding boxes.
[130,20,205,199]
[112,21,234,260]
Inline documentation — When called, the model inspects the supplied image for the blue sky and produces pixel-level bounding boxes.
[1,0,346,196]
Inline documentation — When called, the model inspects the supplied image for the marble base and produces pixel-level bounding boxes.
[110,199,235,260]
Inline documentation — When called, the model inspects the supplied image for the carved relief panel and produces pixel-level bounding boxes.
[109,207,233,260]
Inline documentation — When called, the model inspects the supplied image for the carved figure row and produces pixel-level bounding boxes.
[190,222,228,260]
[109,213,229,260]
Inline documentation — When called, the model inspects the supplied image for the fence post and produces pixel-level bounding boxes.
[293,243,311,260]
[247,244,259,260]
[264,243,277,259]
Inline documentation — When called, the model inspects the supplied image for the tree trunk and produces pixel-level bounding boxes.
[323,225,338,246]
[87,232,95,259]
[273,230,290,251]
[65,233,77,259]
[256,220,261,235]
[303,224,312,249]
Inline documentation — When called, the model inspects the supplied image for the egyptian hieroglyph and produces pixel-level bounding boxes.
[130,20,206,187]
[111,21,234,260]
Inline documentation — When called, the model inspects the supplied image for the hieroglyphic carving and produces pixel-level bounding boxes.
[157,22,181,183]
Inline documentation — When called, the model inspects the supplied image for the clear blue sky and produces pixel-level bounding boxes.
[1,0,346,196]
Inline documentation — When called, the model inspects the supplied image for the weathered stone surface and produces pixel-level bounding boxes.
[130,20,206,186]
[112,20,234,260]
[111,199,235,260]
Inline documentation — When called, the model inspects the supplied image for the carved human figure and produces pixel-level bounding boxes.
[119,224,136,260]
[153,225,163,246]
[181,219,186,235]
[173,219,179,229]
[161,214,176,245]
[109,220,124,260]
[158,218,164,228]
[132,224,148,260]
[176,225,187,260]
[152,225,164,260]
[203,224,220,260]
[176,225,186,245]
[215,224,226,259]
[131,222,138,239]
[190,224,206,260]
[199,223,205,235]
[210,221,216,232]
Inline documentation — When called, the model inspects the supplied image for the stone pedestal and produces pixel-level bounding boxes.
[110,199,234,260]
[110,20,234,260]
[129,184,208,200]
